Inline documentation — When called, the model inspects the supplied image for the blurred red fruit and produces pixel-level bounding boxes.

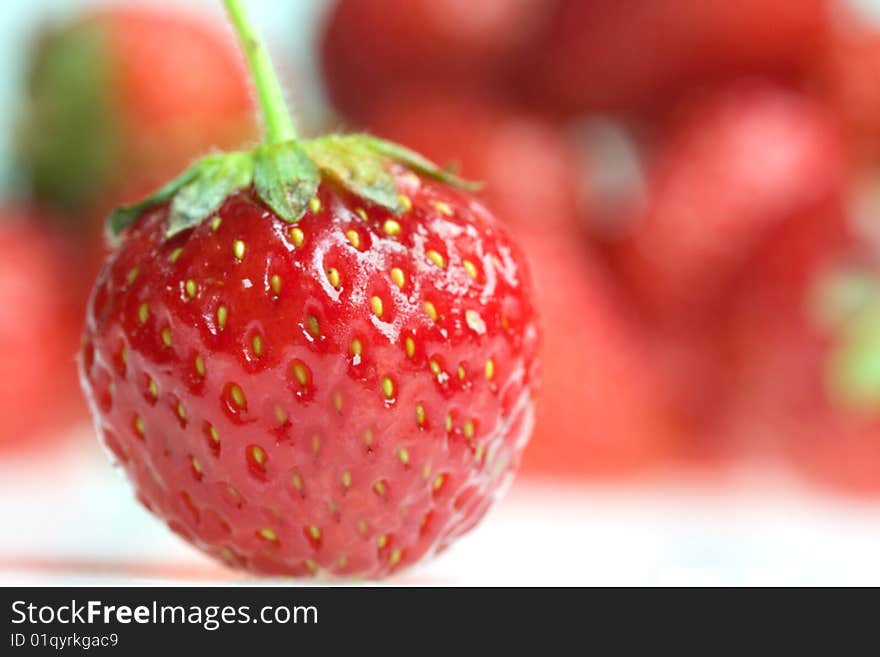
[522,0,831,115]
[0,209,85,447]
[603,82,846,326]
[320,0,550,122]
[17,6,255,245]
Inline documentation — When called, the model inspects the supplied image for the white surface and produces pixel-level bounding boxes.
[2,428,880,586]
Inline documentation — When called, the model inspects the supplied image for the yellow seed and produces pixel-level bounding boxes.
[445,413,453,432]
[350,338,363,356]
[399,448,410,465]
[292,362,309,387]
[355,207,368,222]
[463,259,478,280]
[485,358,495,380]
[308,525,321,541]
[373,480,387,496]
[422,463,432,480]
[381,376,395,399]
[377,534,388,549]
[273,405,288,424]
[383,219,401,236]
[429,359,442,376]
[312,434,322,453]
[391,267,405,289]
[120,345,127,365]
[177,403,186,421]
[389,548,403,566]
[208,424,220,445]
[327,268,340,288]
[217,305,228,330]
[426,249,445,269]
[232,240,246,261]
[416,404,426,427]
[126,267,139,285]
[161,328,172,347]
[356,519,368,534]
[147,379,158,399]
[134,416,145,437]
[424,301,438,321]
[230,384,246,408]
[307,315,320,337]
[398,194,412,211]
[191,456,202,475]
[290,227,305,247]
[405,336,416,359]
[464,420,475,440]
[252,334,264,356]
[433,475,445,491]
[258,528,278,542]
[342,471,352,488]
[346,229,361,249]
[270,274,283,295]
[333,390,344,413]
[309,197,322,213]
[138,303,149,324]
[210,216,222,232]
[291,473,304,491]
[370,295,384,318]
[305,559,318,574]
[168,247,183,263]
[250,444,266,466]
[433,201,453,216]
[337,554,349,568]
[363,428,374,447]
[195,355,206,378]
[475,444,486,463]
[185,279,198,299]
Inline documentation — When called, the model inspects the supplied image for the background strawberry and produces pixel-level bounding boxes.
[0,207,84,446]
[16,5,255,263]
[519,0,832,116]
[319,0,550,123]
[80,0,538,578]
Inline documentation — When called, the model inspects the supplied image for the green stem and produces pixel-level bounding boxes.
[223,0,296,143]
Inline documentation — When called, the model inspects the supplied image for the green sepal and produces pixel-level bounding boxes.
[167,151,254,237]
[827,308,880,411]
[253,141,320,223]
[364,135,482,192]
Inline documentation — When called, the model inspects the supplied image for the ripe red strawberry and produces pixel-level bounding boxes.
[520,0,831,115]
[319,0,549,122]
[0,208,84,446]
[604,82,846,326]
[364,93,676,474]
[79,0,538,578]
[17,5,254,225]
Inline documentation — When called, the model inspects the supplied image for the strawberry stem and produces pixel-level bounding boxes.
[223,0,297,144]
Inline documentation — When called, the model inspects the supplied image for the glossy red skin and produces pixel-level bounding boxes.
[522,0,831,115]
[0,210,84,446]
[80,174,538,578]
[320,0,549,122]
[366,95,677,474]
[607,83,846,327]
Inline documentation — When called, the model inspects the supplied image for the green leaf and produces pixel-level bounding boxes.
[107,163,202,240]
[166,151,254,237]
[304,134,403,212]
[253,141,320,223]
[827,308,880,411]
[362,135,482,191]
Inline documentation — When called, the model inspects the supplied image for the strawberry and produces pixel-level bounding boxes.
[0,208,84,446]
[364,93,676,474]
[79,0,538,578]
[319,0,549,122]
[17,5,255,229]
[520,0,831,116]
[603,82,846,326]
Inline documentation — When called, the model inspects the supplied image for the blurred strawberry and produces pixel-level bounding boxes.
[0,208,85,447]
[17,6,255,241]
[319,0,550,122]
[521,0,831,116]
[603,82,846,327]
[366,92,676,474]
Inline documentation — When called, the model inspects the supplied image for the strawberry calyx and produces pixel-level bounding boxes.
[108,0,476,243]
